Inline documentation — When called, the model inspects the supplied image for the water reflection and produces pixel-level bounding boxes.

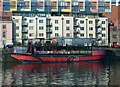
[2,61,115,86]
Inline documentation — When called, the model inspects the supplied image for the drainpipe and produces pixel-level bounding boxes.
[86,18,88,38]
[36,18,38,38]
[61,17,64,46]
[62,18,64,38]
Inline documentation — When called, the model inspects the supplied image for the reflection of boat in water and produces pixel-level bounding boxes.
[12,62,102,76]
[9,62,104,85]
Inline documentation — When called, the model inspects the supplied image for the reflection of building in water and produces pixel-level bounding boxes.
[2,63,112,86]
[2,69,13,85]
[0,63,2,87]
[108,62,120,86]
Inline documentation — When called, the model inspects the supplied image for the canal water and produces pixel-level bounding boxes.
[1,56,120,86]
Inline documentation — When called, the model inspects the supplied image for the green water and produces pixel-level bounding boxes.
[0,52,120,86]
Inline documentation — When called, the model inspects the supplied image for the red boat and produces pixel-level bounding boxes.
[11,46,106,63]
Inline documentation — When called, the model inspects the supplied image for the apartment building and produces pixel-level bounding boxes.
[103,6,120,46]
[111,0,120,6]
[0,21,13,48]
[0,0,3,21]
[12,15,73,45]
[12,14,108,46]
[3,0,120,13]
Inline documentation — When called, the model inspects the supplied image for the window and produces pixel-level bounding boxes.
[80,20,84,24]
[89,34,93,37]
[80,34,84,37]
[66,27,70,30]
[66,33,70,37]
[16,33,19,37]
[55,20,58,24]
[29,33,34,37]
[102,21,105,24]
[89,27,93,30]
[29,20,34,23]
[2,25,6,29]
[80,27,84,30]
[102,27,105,30]
[39,20,43,23]
[4,12,8,15]
[55,27,59,30]
[66,20,70,24]
[3,32,6,38]
[39,33,44,37]
[39,26,44,30]
[113,35,117,38]
[113,28,117,31]
[89,21,93,24]
[29,26,34,30]
[102,34,105,37]
[55,33,59,37]
[16,26,19,30]
[14,19,19,23]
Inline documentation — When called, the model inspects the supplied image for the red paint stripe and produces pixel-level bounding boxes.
[11,54,103,62]
[11,55,39,61]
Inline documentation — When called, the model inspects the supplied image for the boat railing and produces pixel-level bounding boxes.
[12,46,107,54]
[34,50,92,55]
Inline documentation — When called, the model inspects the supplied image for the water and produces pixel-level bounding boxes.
[1,56,120,86]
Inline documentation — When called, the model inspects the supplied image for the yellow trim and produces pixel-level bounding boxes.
[3,11,11,12]
[10,0,17,12]
[65,0,71,1]
[61,9,71,12]
[61,0,72,12]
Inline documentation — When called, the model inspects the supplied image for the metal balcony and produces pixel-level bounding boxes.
[46,18,51,20]
[74,31,80,34]
[96,31,101,34]
[22,22,28,26]
[74,24,79,27]
[96,22,101,28]
[46,29,52,33]
[22,17,27,20]
[22,36,28,39]
[46,23,52,27]
[96,29,102,34]
[95,19,100,22]
[22,29,28,33]
[96,37,102,41]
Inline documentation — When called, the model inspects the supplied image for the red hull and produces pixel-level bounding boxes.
[11,53,104,62]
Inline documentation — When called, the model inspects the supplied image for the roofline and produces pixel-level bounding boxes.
[12,11,103,15]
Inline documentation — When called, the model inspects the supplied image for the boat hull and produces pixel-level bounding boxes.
[11,53,104,63]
